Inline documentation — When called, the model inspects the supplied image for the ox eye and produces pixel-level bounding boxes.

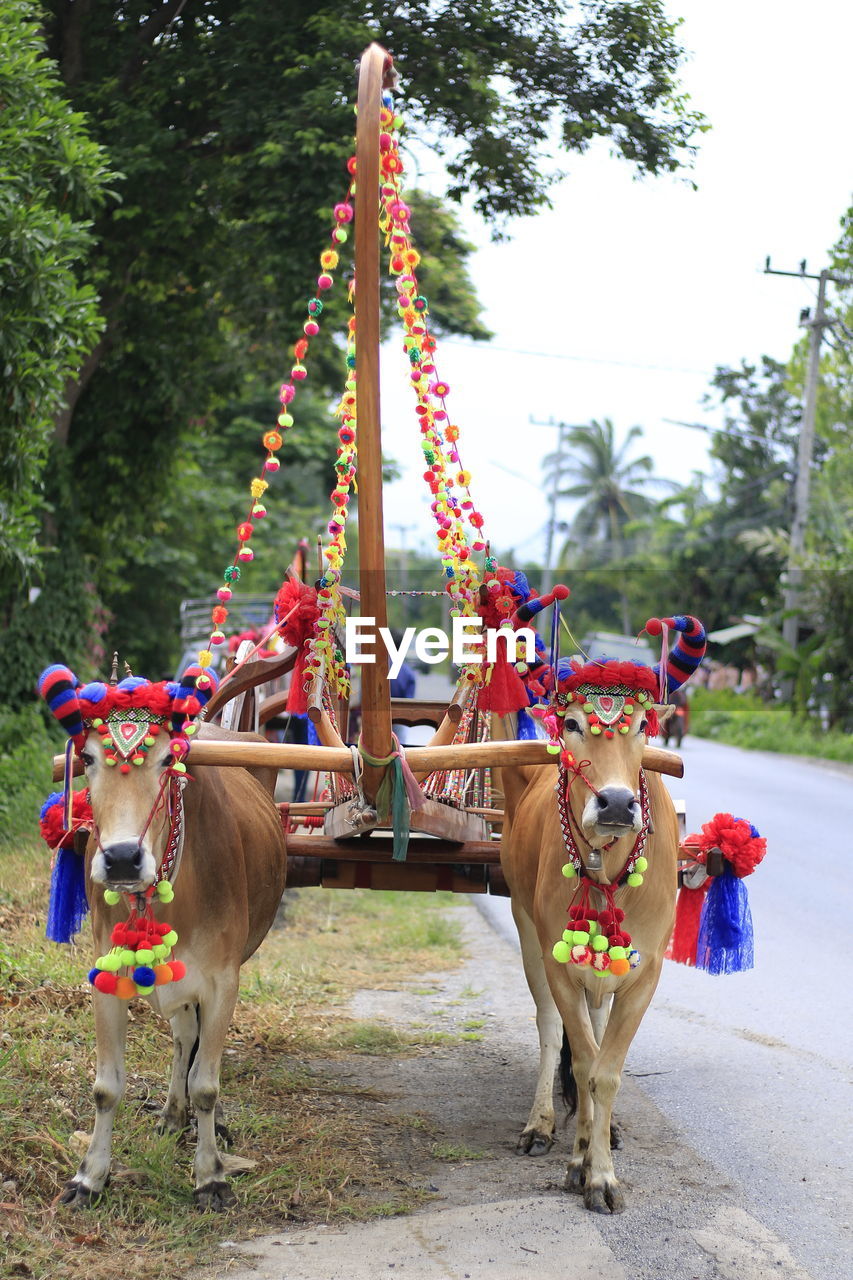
[564,717,584,735]
[80,751,95,768]
[638,719,648,734]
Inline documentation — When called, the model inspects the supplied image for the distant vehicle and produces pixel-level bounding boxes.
[580,631,656,667]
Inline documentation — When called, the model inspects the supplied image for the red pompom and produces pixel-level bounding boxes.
[94,971,119,994]
[645,617,663,636]
[168,960,186,982]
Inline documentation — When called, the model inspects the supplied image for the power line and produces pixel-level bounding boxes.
[439,338,715,377]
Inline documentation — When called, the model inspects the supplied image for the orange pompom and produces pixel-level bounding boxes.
[609,958,631,977]
[153,964,174,986]
[115,976,138,1000]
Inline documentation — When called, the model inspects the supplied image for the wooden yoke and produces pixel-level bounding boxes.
[354,43,395,804]
[54,740,684,782]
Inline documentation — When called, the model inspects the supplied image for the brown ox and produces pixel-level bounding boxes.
[499,616,706,1213]
[40,666,286,1210]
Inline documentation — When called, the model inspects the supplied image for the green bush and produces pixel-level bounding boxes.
[0,701,61,841]
[690,689,853,763]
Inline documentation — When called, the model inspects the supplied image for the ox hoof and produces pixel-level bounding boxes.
[59,1180,99,1209]
[194,1180,237,1212]
[610,1120,623,1150]
[584,1181,625,1214]
[516,1129,555,1157]
[563,1161,585,1194]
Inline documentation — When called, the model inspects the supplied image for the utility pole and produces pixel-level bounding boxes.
[764,259,851,649]
[530,417,588,591]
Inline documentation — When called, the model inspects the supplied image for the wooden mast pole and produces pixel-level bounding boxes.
[354,43,394,804]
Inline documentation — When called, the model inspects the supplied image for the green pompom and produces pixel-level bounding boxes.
[156,881,174,902]
[583,701,594,713]
[99,952,123,972]
[627,872,644,887]
[591,935,608,953]
[134,948,154,965]
[562,929,573,943]
[590,726,602,736]
[152,944,169,961]
[635,856,648,873]
[162,929,178,947]
[103,889,122,906]
[120,949,136,967]
[552,940,571,964]
[609,946,627,961]
[572,930,590,946]
[588,921,600,937]
[561,863,576,879]
[134,983,155,996]
[546,742,561,755]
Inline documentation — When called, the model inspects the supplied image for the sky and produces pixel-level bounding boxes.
[377,0,852,567]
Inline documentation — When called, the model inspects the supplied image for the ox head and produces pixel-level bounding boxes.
[552,615,706,846]
[38,663,217,893]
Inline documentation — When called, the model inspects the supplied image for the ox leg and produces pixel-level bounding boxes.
[584,964,663,1214]
[512,901,562,1155]
[189,975,239,1210]
[161,1002,200,1135]
[585,993,622,1150]
[61,994,129,1207]
[553,984,598,1197]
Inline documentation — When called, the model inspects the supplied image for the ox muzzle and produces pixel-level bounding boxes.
[93,839,157,890]
[584,785,642,839]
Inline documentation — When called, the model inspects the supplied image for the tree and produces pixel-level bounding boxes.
[0,0,115,574]
[4,1,706,688]
[549,419,666,560]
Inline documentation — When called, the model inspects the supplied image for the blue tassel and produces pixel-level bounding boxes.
[46,846,89,944]
[306,716,320,747]
[516,707,537,739]
[696,865,754,974]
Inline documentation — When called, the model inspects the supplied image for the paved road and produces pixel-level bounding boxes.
[201,738,852,1280]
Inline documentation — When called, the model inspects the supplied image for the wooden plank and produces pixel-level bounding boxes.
[284,856,501,895]
[354,42,394,804]
[285,833,500,865]
[322,796,489,843]
[53,738,685,781]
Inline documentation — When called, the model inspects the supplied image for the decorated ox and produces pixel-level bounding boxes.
[38,663,286,1210]
[499,615,706,1213]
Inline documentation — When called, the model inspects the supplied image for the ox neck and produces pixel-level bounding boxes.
[557,761,650,888]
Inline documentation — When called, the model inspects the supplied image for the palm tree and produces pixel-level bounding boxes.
[544,419,671,631]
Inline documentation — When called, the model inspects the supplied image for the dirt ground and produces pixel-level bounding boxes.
[193,901,818,1280]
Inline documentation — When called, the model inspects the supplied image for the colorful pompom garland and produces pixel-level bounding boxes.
[551,897,641,977]
[89,881,185,999]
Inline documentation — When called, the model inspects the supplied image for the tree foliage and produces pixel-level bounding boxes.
[2,0,704,688]
[0,0,115,573]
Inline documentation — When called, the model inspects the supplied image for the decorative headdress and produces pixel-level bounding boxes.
[553,614,707,739]
[38,664,218,770]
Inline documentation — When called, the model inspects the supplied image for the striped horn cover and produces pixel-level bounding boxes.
[646,615,707,694]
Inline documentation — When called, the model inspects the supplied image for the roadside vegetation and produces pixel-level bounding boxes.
[689,688,853,764]
[0,794,467,1280]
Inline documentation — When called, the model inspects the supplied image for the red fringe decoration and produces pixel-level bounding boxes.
[476,645,530,715]
[274,577,320,715]
[666,881,709,966]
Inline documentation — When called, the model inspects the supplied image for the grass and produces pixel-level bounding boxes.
[0,828,468,1280]
[689,688,853,763]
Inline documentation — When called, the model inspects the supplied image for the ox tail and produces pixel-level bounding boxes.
[559,1028,578,1117]
[647,614,707,695]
